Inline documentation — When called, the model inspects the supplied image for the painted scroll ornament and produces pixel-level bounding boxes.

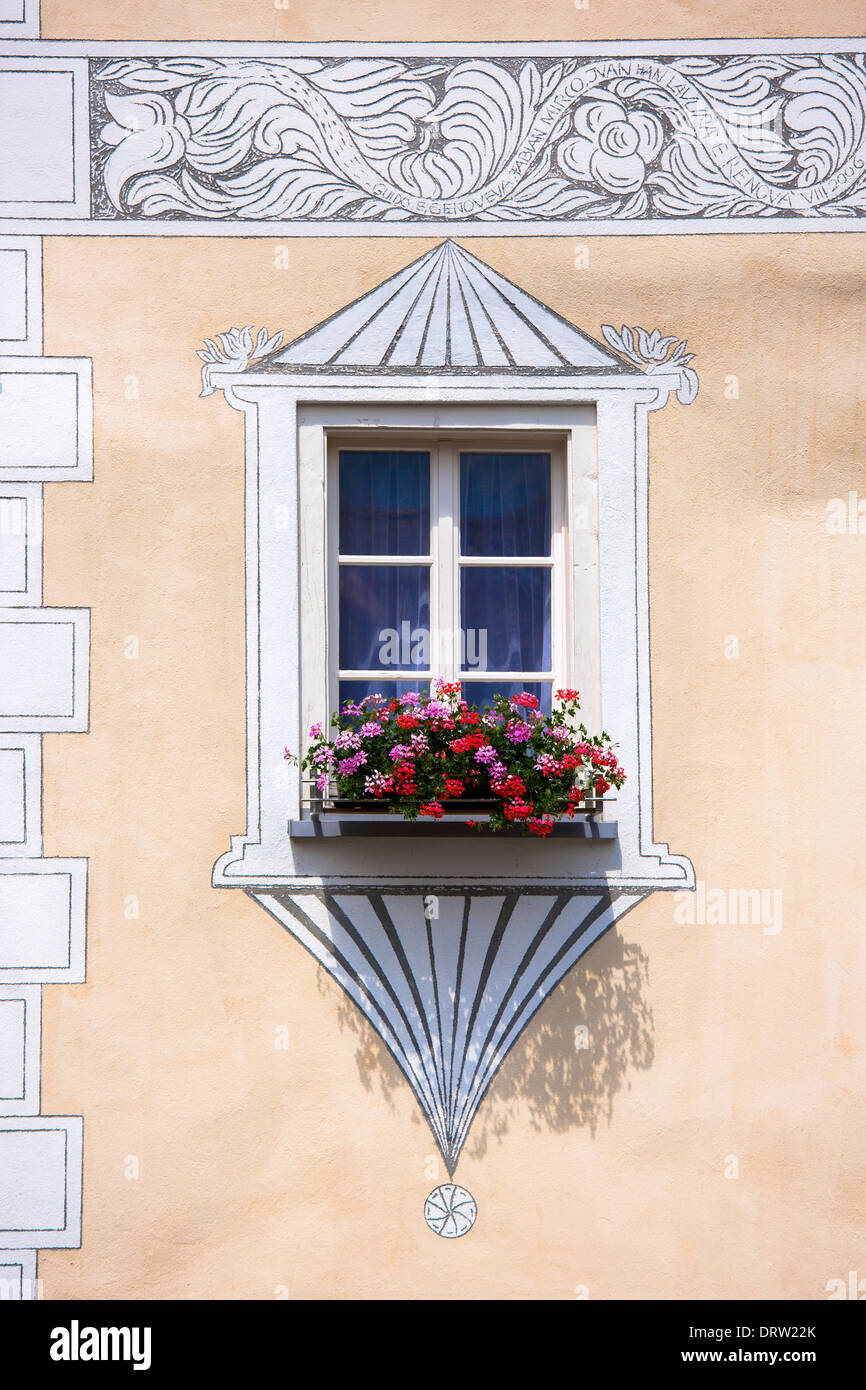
[93,54,866,222]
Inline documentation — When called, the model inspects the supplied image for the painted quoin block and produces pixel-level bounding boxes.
[207,240,695,1225]
[0,195,90,1291]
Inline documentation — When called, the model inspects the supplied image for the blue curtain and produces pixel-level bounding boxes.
[339,450,430,555]
[460,567,550,672]
[339,565,430,671]
[460,452,550,557]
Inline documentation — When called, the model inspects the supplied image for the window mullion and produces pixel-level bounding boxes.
[451,445,461,681]
[435,442,458,681]
[327,445,339,724]
[552,447,566,694]
[430,443,441,683]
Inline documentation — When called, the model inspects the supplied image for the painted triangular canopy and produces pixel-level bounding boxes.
[268,240,625,374]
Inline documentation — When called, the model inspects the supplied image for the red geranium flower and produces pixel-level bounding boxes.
[504,799,533,822]
[527,816,555,837]
[494,775,526,800]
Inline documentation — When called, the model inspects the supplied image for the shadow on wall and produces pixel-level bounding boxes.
[318,929,654,1155]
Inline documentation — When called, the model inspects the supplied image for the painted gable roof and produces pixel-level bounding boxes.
[268,240,624,373]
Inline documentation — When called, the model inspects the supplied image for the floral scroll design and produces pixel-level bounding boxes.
[197,326,283,396]
[601,325,698,404]
[91,54,866,223]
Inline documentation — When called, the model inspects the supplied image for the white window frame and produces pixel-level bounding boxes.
[325,432,569,723]
[211,377,693,892]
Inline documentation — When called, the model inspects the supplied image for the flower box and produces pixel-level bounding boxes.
[290,682,625,837]
[328,794,605,816]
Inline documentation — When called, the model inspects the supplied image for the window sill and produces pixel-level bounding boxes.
[288,812,618,839]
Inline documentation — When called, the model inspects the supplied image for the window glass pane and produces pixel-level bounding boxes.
[460,452,550,557]
[339,565,430,671]
[339,450,430,555]
[460,567,550,672]
[338,679,430,711]
[460,681,551,715]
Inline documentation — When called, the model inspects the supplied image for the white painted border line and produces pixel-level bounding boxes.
[2,39,866,57]
[3,218,866,237]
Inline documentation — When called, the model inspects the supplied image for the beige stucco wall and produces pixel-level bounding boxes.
[40,0,866,43]
[27,2,866,1299]
[34,232,866,1299]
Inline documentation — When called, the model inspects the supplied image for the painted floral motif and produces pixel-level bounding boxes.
[601,324,699,404]
[557,98,663,195]
[197,325,283,396]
